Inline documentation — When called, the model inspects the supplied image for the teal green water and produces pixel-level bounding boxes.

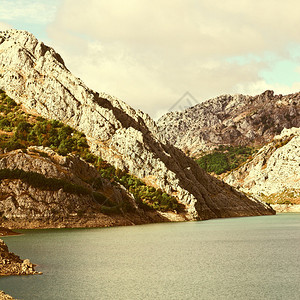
[1,214,300,300]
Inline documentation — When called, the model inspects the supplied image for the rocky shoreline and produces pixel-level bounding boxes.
[0,238,40,300]
[0,210,185,231]
[0,228,19,237]
[271,204,300,213]
[0,291,14,300]
[0,239,41,276]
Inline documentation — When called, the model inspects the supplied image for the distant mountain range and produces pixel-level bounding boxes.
[158,90,300,157]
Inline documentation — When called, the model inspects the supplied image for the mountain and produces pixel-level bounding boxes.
[0,30,274,221]
[0,89,177,227]
[158,90,300,157]
[223,127,300,212]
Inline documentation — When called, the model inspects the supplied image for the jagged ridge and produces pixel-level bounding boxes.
[158,90,300,157]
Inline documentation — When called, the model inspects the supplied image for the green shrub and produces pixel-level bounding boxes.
[196,145,257,175]
[0,117,12,130]
[93,177,103,189]
[0,168,89,195]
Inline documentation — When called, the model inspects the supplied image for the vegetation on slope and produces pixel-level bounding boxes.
[0,89,180,212]
[196,145,257,175]
[99,166,179,211]
[260,190,300,205]
[0,168,89,195]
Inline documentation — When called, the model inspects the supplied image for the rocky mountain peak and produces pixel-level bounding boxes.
[158,90,300,156]
[0,29,65,66]
[0,30,274,219]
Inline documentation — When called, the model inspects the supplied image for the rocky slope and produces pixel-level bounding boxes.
[223,128,300,212]
[0,30,274,220]
[0,147,169,228]
[0,239,40,276]
[158,90,300,157]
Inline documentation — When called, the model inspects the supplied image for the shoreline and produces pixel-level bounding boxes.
[0,206,281,236]
[271,204,300,213]
[0,239,41,276]
[0,208,277,236]
[0,228,21,237]
[0,211,190,236]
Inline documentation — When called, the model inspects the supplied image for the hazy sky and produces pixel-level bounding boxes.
[1,0,300,119]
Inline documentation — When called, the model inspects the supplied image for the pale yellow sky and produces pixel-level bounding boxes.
[1,0,300,118]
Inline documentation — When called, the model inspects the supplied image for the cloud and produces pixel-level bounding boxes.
[236,80,300,97]
[0,22,13,31]
[0,0,59,24]
[47,0,300,117]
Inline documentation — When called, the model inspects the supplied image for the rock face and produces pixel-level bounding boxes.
[0,239,39,276]
[223,128,300,210]
[0,30,275,219]
[158,90,300,157]
[0,147,166,228]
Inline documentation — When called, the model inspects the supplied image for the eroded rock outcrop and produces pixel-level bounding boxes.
[0,147,168,228]
[158,90,300,157]
[0,290,14,300]
[0,30,275,219]
[0,227,18,236]
[0,239,40,276]
[223,128,300,211]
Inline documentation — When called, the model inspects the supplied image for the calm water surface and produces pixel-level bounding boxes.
[1,214,300,300]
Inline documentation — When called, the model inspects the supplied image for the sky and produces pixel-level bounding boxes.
[1,0,300,119]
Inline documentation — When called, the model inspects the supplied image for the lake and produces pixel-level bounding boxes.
[1,214,300,299]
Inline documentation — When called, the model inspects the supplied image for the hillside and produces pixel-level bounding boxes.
[0,30,274,221]
[0,89,179,227]
[158,90,300,157]
[223,128,300,212]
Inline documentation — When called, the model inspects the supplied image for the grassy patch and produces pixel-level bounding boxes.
[196,145,257,175]
[261,189,300,205]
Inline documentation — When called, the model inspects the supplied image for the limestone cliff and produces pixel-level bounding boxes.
[158,90,300,157]
[223,128,300,211]
[0,30,274,219]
